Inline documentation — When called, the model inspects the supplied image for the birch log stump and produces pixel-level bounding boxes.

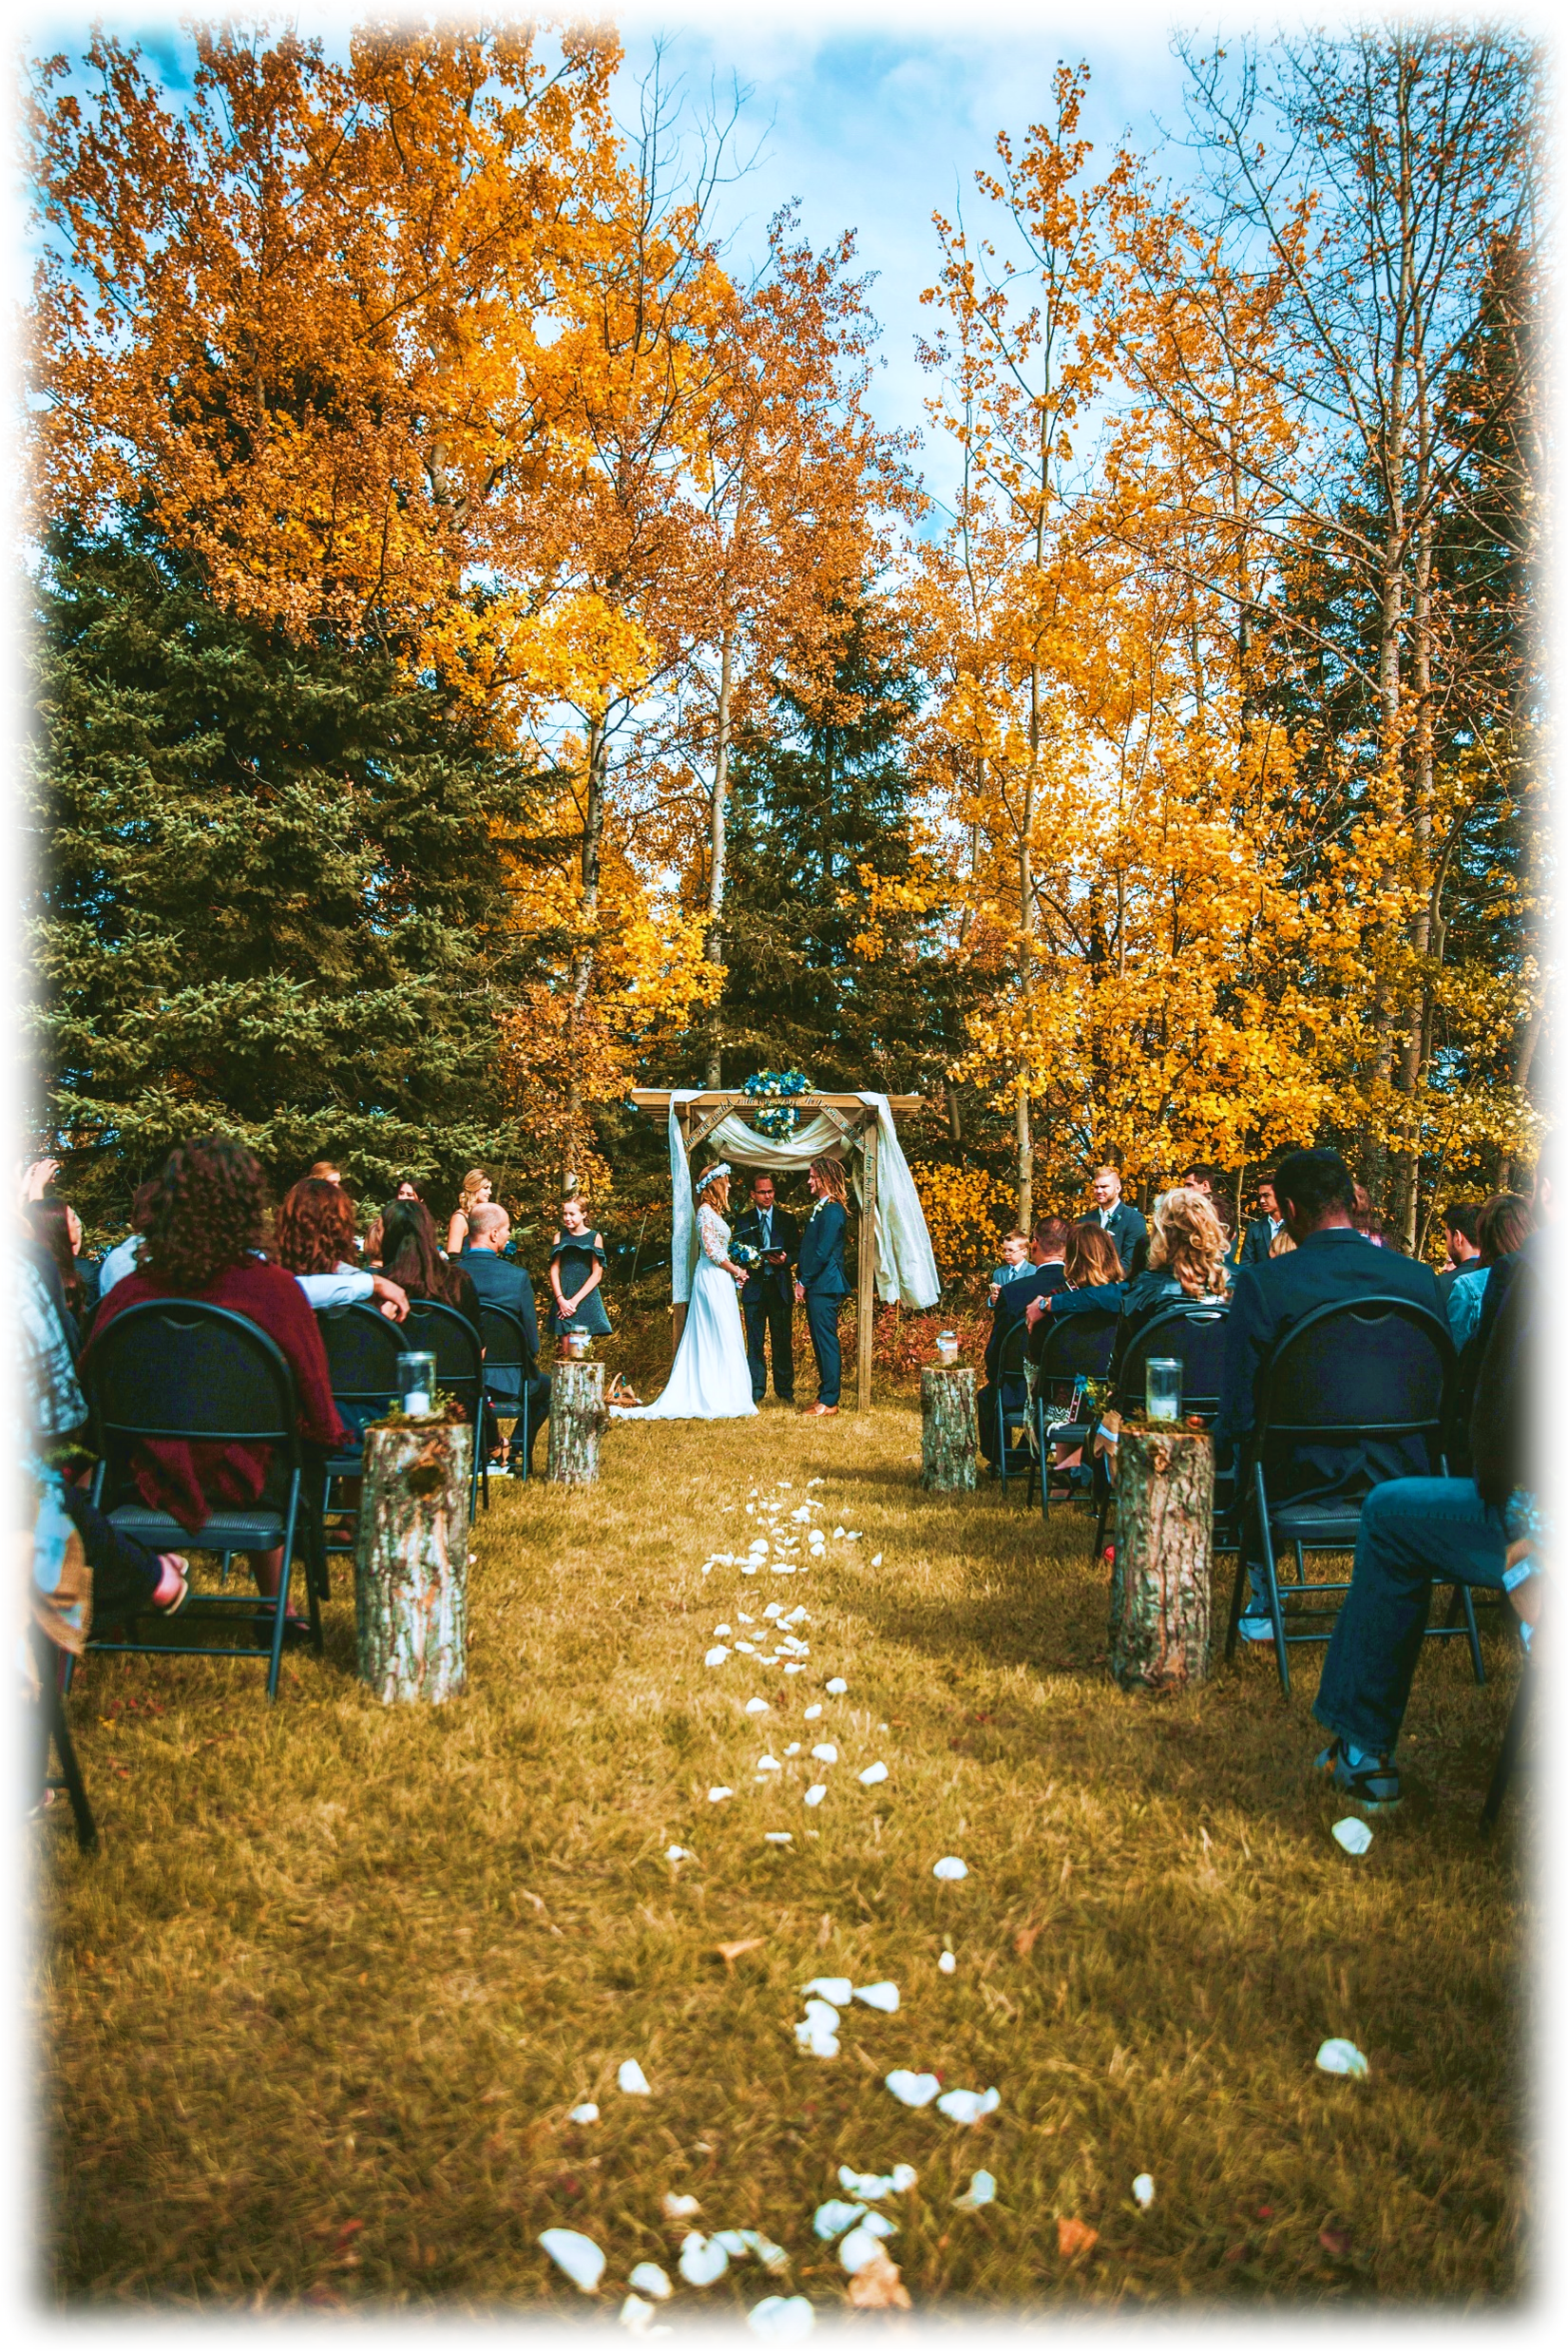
[921,1366,978,1492]
[354,1420,473,1704]
[548,1361,606,1484]
[1108,1425,1214,1692]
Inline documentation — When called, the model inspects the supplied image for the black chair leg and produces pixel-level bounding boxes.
[1460,1583,1486,1687]
[1482,1665,1532,1829]
[33,1634,97,1854]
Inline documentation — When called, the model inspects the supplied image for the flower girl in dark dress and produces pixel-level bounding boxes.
[547,1196,612,1355]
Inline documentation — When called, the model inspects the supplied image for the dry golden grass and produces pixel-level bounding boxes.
[39,1396,1528,2312]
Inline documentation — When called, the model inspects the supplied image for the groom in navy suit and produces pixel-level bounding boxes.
[733,1172,800,1404]
[794,1157,851,1417]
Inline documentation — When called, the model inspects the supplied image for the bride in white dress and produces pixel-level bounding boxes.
[612,1164,757,1421]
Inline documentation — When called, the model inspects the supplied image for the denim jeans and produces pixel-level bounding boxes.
[1312,1476,1507,1756]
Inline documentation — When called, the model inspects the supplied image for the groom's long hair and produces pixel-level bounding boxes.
[810,1157,849,1205]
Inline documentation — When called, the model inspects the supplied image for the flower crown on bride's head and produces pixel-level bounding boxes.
[696,1161,731,1194]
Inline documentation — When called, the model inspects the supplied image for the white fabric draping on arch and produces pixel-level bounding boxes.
[666,1090,940,1310]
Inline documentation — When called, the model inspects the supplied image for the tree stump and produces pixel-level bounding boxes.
[354,1420,473,1704]
[548,1361,607,1484]
[1108,1425,1214,1692]
[921,1366,978,1492]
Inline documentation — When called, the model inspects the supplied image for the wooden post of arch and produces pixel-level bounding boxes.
[671,1100,690,1363]
[855,1111,879,1416]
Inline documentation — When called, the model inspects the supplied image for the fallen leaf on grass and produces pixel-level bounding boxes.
[540,2228,605,2292]
[1057,2217,1098,2260]
[1014,1922,1043,1958]
[716,1939,767,1966]
[1318,2226,1352,2260]
[846,2247,911,2308]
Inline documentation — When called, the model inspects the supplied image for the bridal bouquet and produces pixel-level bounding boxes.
[730,1240,761,1272]
[742,1067,811,1139]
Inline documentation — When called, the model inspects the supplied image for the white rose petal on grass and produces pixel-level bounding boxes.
[708,1787,735,1805]
[858,1762,889,1787]
[932,1856,968,1881]
[826,1678,848,1695]
[811,1743,839,1765]
[804,1784,828,1808]
[846,1531,862,1541]
[748,2295,815,2342]
[618,2293,666,2337]
[665,1845,696,1863]
[839,2163,918,2199]
[628,2263,673,2301]
[1332,1817,1374,1856]
[765,1603,784,1619]
[705,1647,730,1668]
[870,1554,883,1567]
[837,2227,888,2276]
[803,1976,852,2006]
[1315,2037,1370,2079]
[679,2232,730,2287]
[954,2170,996,2211]
[784,1662,805,1673]
[885,2069,942,2109]
[745,1698,770,1716]
[540,2228,605,2293]
[803,1707,822,1724]
[661,2193,701,2222]
[765,1831,794,1845]
[757,1755,782,1773]
[853,1981,900,2014]
[813,2199,866,2241]
[617,2059,652,2096]
[567,2102,600,2125]
[715,1624,733,1636]
[1132,2174,1156,2210]
[936,2086,1000,2125]
[785,1743,802,1756]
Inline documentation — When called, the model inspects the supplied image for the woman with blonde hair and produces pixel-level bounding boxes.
[1100,1186,1229,1402]
[447,1169,492,1255]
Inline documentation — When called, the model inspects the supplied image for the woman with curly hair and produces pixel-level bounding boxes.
[274,1176,409,1321]
[1100,1186,1231,1405]
[86,1137,346,1613]
[447,1169,492,1255]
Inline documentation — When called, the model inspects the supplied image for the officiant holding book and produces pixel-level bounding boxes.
[733,1172,800,1405]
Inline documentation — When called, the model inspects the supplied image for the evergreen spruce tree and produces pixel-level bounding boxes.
[26,520,543,1226]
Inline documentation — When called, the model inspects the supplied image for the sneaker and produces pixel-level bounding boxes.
[1236,1612,1275,1643]
[1316,1737,1401,1808]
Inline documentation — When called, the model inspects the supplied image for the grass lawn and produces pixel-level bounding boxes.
[40,1396,1528,2312]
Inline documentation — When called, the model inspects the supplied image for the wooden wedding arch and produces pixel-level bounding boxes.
[628,1089,924,1413]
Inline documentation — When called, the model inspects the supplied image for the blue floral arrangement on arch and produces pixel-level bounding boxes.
[742,1067,812,1140]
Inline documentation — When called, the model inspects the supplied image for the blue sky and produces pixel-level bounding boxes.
[26,3,1198,507]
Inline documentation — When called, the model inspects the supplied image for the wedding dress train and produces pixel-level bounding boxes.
[611,1202,757,1421]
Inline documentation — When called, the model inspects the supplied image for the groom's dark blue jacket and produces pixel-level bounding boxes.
[797,1199,850,1294]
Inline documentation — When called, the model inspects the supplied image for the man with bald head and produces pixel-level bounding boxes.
[465,1205,549,1474]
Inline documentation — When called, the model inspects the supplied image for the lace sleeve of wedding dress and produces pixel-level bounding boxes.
[698,1203,729,1264]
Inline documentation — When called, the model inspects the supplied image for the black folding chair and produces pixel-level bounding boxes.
[403,1298,487,1518]
[1221,1294,1482,1695]
[991,1323,1035,1491]
[1026,1310,1119,1519]
[316,1304,410,1564]
[1089,1301,1233,1560]
[478,1303,539,1482]
[1482,1655,1534,1830]
[76,1300,321,1702]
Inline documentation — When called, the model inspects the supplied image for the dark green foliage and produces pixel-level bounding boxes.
[27,521,541,1231]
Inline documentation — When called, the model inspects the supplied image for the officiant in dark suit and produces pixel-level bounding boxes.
[733,1172,800,1404]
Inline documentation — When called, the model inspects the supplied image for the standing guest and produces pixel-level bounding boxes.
[1086,1158,1148,1273]
[448,1169,493,1255]
[547,1195,612,1352]
[274,1177,410,1321]
[1238,1172,1285,1266]
[85,1137,346,1622]
[987,1231,1031,1305]
[25,1199,93,1340]
[379,1199,483,1331]
[464,1204,551,1473]
[1444,1192,1531,1352]
[794,1157,851,1418]
[1213,1146,1444,1644]
[1436,1200,1482,1302]
[393,1177,424,1202]
[733,1172,800,1405]
[1179,1163,1237,1254]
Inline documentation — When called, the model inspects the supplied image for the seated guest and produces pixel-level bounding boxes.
[26,1198,95,1341]
[1178,1162,1238,1263]
[275,1176,410,1321]
[380,1198,483,1331]
[1436,1199,1482,1301]
[1214,1147,1444,1642]
[86,1137,346,1619]
[1085,1158,1147,1272]
[1103,1189,1229,1406]
[1445,1191,1530,1353]
[1238,1171,1284,1266]
[1310,1214,1537,1807]
[98,1178,158,1301]
[976,1214,1071,1465]
[309,1159,343,1184]
[987,1231,1030,1305]
[1026,1221,1126,1345]
[464,1204,551,1473]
